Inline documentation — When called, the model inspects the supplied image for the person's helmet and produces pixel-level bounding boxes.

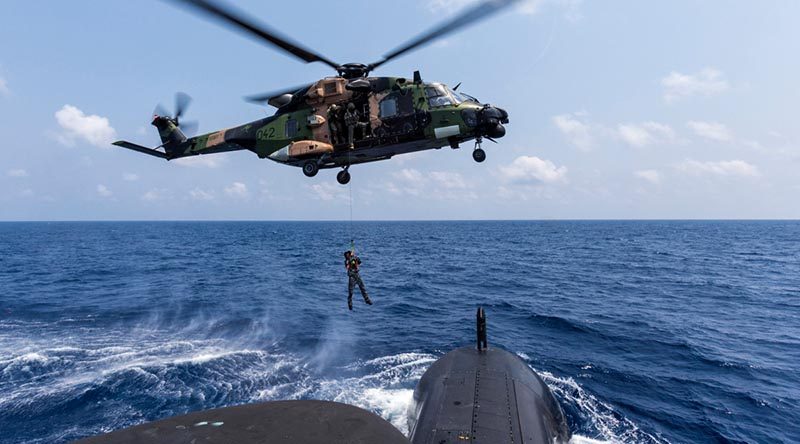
[347,102,355,111]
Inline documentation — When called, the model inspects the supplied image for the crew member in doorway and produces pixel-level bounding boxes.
[327,103,343,145]
[344,102,362,149]
[344,250,372,310]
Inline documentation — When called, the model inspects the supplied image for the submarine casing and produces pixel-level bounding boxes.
[408,346,570,444]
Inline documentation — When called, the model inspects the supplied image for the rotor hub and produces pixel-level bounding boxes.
[336,63,370,79]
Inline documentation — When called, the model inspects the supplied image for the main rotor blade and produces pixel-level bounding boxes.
[369,0,519,70]
[167,0,339,70]
[244,83,312,105]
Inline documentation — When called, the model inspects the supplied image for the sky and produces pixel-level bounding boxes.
[1,0,799,220]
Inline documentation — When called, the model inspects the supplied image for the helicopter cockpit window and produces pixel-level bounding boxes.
[457,92,479,103]
[379,97,398,118]
[425,84,456,108]
[285,118,298,138]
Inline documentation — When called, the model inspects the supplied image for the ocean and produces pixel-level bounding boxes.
[0,221,798,443]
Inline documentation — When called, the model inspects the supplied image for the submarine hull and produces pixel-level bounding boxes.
[408,346,570,444]
[74,400,409,444]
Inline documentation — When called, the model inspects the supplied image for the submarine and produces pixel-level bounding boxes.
[76,308,571,443]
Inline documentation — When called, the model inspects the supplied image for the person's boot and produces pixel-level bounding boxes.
[364,295,372,305]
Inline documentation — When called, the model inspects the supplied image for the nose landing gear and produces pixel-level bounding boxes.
[472,137,486,163]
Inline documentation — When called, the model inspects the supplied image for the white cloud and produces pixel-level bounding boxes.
[7,169,28,177]
[309,182,347,201]
[189,187,214,201]
[429,171,469,189]
[391,168,426,196]
[553,113,593,150]
[662,68,729,103]
[395,168,425,183]
[141,188,168,202]
[677,159,760,177]
[174,155,227,168]
[634,169,662,184]
[0,76,8,96]
[686,121,733,142]
[224,182,249,199]
[96,184,112,198]
[123,173,139,181]
[617,122,675,147]
[384,168,475,199]
[499,156,567,184]
[54,105,117,147]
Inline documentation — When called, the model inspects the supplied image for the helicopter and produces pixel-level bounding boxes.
[114,0,513,185]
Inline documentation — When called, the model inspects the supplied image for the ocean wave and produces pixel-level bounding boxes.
[538,368,670,444]
[0,334,664,444]
[0,327,437,442]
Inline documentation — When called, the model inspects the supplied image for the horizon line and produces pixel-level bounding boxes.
[2,218,799,223]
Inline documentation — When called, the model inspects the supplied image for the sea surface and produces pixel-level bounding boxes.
[0,221,798,443]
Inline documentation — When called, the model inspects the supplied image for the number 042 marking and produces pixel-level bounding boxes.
[257,127,276,139]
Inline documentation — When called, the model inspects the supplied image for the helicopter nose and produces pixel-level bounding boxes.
[486,123,506,138]
[496,107,509,123]
[478,106,508,138]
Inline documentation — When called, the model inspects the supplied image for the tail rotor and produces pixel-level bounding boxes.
[152,92,199,138]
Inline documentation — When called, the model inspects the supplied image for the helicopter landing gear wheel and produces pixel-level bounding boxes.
[337,169,351,185]
[472,148,486,163]
[302,161,319,177]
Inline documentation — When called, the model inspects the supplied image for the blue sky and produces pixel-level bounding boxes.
[1,0,798,220]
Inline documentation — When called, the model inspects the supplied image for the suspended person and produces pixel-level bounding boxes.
[344,250,372,310]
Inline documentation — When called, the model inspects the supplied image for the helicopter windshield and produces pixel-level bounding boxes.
[425,84,455,108]
[455,91,479,104]
[425,84,479,107]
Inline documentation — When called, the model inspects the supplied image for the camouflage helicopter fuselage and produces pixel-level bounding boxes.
[115,75,508,179]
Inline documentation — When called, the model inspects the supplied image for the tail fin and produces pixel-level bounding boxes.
[151,115,187,148]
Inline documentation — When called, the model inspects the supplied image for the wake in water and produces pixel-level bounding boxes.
[2,318,664,444]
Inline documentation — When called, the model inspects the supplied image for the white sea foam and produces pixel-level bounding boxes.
[536,368,669,444]
[571,436,615,444]
[2,324,665,444]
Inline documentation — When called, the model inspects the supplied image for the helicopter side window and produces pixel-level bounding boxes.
[379,97,398,118]
[285,118,298,138]
[323,82,338,95]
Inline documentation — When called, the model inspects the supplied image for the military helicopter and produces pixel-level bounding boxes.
[114,0,513,185]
